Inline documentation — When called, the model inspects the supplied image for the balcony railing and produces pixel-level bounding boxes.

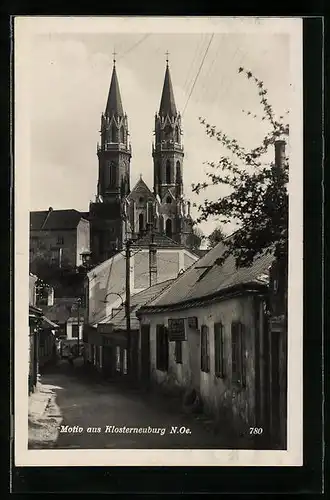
[97,142,131,153]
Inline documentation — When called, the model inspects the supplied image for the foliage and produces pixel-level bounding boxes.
[192,67,289,267]
[207,226,226,248]
[187,225,205,250]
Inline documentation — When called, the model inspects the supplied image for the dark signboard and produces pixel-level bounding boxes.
[168,318,186,341]
[188,317,198,330]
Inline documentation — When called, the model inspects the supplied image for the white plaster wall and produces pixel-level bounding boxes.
[139,295,258,428]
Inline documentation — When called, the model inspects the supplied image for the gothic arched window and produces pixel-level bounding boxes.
[139,213,144,233]
[120,127,125,144]
[166,196,172,204]
[176,161,181,182]
[166,160,171,184]
[165,218,172,238]
[111,123,117,143]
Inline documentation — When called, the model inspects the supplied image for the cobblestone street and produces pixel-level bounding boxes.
[28,360,254,450]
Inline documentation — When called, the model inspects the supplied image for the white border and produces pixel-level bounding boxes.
[14,16,303,467]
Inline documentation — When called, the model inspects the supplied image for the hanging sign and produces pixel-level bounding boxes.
[168,318,186,341]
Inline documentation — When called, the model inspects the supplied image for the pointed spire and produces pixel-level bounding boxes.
[159,54,177,117]
[105,57,124,118]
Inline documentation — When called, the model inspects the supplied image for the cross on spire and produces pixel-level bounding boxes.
[113,49,117,65]
[165,50,170,65]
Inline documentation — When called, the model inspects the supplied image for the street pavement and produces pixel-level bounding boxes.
[28,359,254,450]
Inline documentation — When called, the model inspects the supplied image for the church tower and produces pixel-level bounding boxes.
[89,56,132,264]
[152,57,192,245]
[97,57,131,201]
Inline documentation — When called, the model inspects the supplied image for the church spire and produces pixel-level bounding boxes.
[105,56,124,118]
[159,54,177,117]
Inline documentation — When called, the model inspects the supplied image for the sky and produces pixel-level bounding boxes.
[27,22,291,237]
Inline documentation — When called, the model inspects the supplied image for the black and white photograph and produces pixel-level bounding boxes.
[15,16,303,467]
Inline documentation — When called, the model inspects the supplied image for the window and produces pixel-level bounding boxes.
[174,340,182,364]
[156,325,169,371]
[201,325,210,373]
[166,160,171,184]
[165,218,172,238]
[231,322,245,386]
[139,213,144,233]
[111,123,117,143]
[214,322,224,378]
[176,161,181,183]
[72,324,79,338]
[108,161,116,186]
[166,196,172,204]
[147,201,154,223]
[175,127,180,143]
[120,127,125,144]
[57,236,64,245]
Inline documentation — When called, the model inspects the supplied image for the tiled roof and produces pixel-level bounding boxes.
[105,64,124,117]
[159,64,177,117]
[99,279,174,330]
[138,238,274,312]
[132,232,182,249]
[30,209,87,231]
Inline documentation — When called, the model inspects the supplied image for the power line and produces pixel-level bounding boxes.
[117,34,151,61]
[194,37,222,106]
[182,33,214,117]
[183,34,207,96]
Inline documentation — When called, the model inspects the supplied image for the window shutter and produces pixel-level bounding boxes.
[214,322,224,378]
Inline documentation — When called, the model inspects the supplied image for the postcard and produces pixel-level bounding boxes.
[14,16,303,467]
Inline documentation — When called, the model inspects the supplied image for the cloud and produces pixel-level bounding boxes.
[28,32,291,236]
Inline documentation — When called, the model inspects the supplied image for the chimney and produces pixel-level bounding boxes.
[149,233,157,287]
[275,139,286,170]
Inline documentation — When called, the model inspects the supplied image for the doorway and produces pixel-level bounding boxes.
[141,324,151,387]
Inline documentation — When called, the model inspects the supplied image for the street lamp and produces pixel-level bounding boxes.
[101,292,124,306]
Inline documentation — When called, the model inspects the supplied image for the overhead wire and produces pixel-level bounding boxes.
[182,33,215,117]
[182,34,208,96]
[117,34,151,61]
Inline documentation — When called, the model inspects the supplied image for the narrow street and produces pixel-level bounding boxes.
[28,360,254,450]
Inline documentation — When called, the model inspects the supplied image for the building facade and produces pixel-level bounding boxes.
[88,58,194,265]
[136,239,284,448]
[85,233,199,329]
[30,208,90,270]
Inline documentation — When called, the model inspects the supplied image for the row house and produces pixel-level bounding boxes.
[84,279,174,379]
[28,274,58,394]
[136,238,286,449]
[83,231,199,356]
